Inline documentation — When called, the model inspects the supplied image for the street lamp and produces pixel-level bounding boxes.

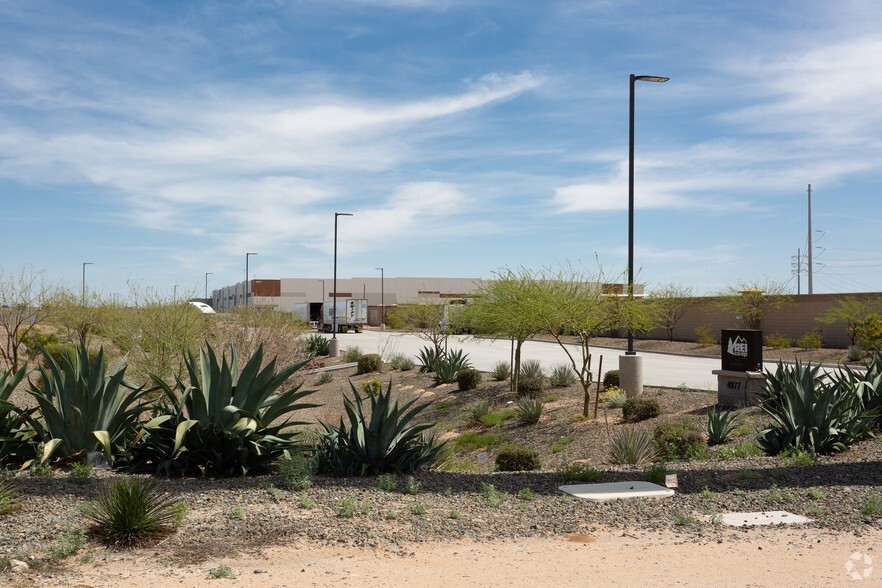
[245,253,258,306]
[621,73,668,398]
[82,262,93,306]
[205,272,213,300]
[375,267,384,327]
[331,212,353,356]
[627,73,669,354]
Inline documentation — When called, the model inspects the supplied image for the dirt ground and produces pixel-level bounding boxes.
[52,526,882,588]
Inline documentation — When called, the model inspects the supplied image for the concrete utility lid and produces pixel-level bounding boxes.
[711,511,812,527]
[559,481,675,502]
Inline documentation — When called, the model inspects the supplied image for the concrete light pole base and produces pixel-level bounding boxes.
[618,354,643,398]
[329,338,340,358]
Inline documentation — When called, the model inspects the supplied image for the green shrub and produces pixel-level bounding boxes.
[552,436,574,453]
[357,354,383,375]
[81,477,183,547]
[481,483,506,507]
[375,473,396,491]
[46,528,86,563]
[314,380,449,475]
[69,462,94,485]
[344,347,363,362]
[122,343,319,477]
[20,330,59,359]
[516,376,543,397]
[796,330,823,350]
[316,372,333,385]
[549,364,577,388]
[653,420,707,461]
[452,431,500,452]
[695,325,718,345]
[764,333,792,349]
[558,462,602,482]
[361,379,383,396]
[706,407,737,445]
[643,463,667,485]
[715,441,762,459]
[602,370,620,388]
[388,354,415,371]
[457,368,482,391]
[479,409,516,427]
[515,396,544,425]
[603,386,628,408]
[490,361,510,381]
[398,357,415,371]
[495,445,540,472]
[608,426,657,465]
[277,454,314,491]
[848,345,865,361]
[621,397,660,423]
[303,334,331,356]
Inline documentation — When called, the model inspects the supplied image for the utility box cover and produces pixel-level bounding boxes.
[721,329,763,371]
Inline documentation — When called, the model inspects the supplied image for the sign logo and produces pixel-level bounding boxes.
[845,552,873,581]
[726,336,749,357]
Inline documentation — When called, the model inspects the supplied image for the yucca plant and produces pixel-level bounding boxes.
[0,365,36,466]
[608,426,657,465]
[490,361,510,382]
[123,343,319,477]
[519,359,545,381]
[706,407,737,445]
[468,400,492,426]
[27,343,151,465]
[433,348,472,384]
[758,361,876,455]
[314,380,449,476]
[80,477,183,547]
[515,396,544,425]
[549,364,576,388]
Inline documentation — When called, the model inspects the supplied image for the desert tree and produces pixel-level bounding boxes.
[458,269,545,392]
[716,279,791,330]
[0,266,59,370]
[533,264,621,417]
[384,300,449,356]
[647,283,695,341]
[817,295,882,347]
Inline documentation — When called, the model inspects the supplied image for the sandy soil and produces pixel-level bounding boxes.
[52,526,881,588]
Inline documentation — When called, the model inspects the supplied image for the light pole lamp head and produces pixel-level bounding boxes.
[633,75,670,83]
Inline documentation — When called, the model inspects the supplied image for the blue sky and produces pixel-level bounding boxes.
[2,0,882,301]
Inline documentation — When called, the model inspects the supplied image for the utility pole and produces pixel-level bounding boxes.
[807,184,813,295]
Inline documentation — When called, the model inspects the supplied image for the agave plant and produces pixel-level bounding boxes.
[433,348,471,384]
[519,359,545,381]
[123,343,319,477]
[27,343,151,464]
[830,351,882,426]
[705,406,737,445]
[0,365,36,466]
[314,380,449,476]
[417,345,440,373]
[303,334,331,357]
[757,361,876,455]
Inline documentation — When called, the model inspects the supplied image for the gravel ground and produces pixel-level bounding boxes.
[1,337,879,577]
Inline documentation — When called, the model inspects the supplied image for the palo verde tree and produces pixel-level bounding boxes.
[647,283,695,341]
[458,268,545,392]
[0,266,59,370]
[817,295,882,347]
[533,265,622,417]
[716,279,791,330]
[383,300,449,356]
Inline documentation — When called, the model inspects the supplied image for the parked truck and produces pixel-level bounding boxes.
[322,298,368,333]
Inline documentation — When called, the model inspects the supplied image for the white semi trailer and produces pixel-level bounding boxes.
[322,298,368,333]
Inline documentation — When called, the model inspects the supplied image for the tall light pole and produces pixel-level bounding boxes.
[82,262,93,306]
[627,73,669,354]
[622,73,668,398]
[245,253,257,306]
[331,212,353,356]
[375,267,384,327]
[205,272,213,300]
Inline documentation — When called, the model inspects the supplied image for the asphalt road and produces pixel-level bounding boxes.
[328,330,724,390]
